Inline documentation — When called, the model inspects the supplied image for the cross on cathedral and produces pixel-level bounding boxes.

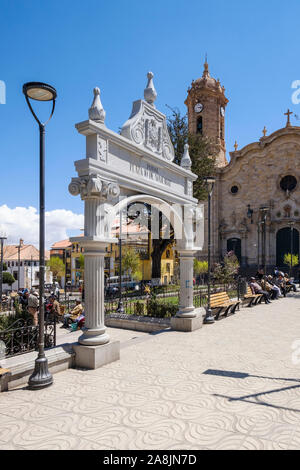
[284,109,293,127]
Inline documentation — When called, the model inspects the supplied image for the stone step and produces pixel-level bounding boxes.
[0,343,75,391]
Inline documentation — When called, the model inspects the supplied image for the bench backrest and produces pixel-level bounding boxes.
[210,292,231,307]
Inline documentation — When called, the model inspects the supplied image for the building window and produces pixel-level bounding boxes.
[284,205,292,218]
[166,263,171,273]
[197,116,203,135]
[166,250,170,259]
[13,271,18,280]
[280,175,297,192]
[231,185,239,195]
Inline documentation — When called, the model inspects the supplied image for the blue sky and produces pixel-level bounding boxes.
[0,0,300,244]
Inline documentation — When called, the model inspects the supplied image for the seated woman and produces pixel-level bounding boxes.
[284,273,297,292]
[63,299,83,327]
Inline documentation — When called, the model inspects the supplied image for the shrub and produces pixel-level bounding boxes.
[135,301,144,316]
[147,299,177,318]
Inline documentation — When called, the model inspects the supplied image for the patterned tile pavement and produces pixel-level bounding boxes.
[2,293,300,450]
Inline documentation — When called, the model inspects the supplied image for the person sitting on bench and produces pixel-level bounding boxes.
[284,273,297,292]
[249,277,271,304]
[63,300,83,327]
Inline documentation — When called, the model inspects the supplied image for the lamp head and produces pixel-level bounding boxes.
[203,176,216,194]
[23,82,57,101]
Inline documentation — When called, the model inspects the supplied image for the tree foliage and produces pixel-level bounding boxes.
[2,272,15,286]
[166,107,218,201]
[194,259,208,275]
[122,247,142,281]
[47,256,65,279]
[283,253,299,268]
[213,251,239,285]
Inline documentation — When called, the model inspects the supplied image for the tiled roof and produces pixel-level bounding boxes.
[3,244,50,261]
[51,239,72,249]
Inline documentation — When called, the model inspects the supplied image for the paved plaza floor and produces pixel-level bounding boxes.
[1,294,300,450]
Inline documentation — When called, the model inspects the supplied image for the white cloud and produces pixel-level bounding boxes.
[0,205,84,249]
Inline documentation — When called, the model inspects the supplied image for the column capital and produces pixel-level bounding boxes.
[68,174,120,201]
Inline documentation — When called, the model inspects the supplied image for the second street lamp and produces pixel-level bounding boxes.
[23,81,56,390]
[288,222,295,277]
[203,176,216,324]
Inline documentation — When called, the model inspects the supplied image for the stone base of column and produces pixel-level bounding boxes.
[176,306,197,318]
[73,341,120,370]
[78,327,110,346]
[171,310,204,332]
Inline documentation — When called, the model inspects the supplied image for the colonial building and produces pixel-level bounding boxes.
[3,239,52,291]
[187,60,300,270]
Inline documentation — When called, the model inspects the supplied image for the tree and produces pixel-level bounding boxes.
[166,106,188,165]
[122,247,142,281]
[47,256,65,280]
[2,262,7,271]
[194,259,208,284]
[2,272,15,286]
[283,253,299,268]
[188,133,218,201]
[213,251,239,285]
[167,107,218,201]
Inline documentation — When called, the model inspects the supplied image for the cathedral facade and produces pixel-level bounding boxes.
[186,60,300,270]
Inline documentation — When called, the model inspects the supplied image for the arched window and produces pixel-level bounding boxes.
[197,117,203,135]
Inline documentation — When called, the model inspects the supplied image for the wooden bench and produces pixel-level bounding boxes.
[0,368,11,392]
[243,286,263,307]
[210,292,240,320]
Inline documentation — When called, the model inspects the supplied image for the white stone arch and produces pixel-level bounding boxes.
[106,194,189,247]
[69,76,204,359]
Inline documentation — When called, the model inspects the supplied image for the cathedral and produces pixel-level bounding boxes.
[186,59,300,271]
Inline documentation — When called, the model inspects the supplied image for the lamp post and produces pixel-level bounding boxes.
[23,82,56,390]
[288,221,295,277]
[117,209,124,313]
[16,242,21,291]
[0,233,7,304]
[203,176,216,324]
[259,206,269,280]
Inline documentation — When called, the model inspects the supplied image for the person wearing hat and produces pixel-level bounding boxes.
[49,294,61,322]
[63,299,83,328]
[249,277,271,304]
[267,275,282,298]
[26,290,39,325]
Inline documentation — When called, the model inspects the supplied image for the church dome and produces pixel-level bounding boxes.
[191,60,224,94]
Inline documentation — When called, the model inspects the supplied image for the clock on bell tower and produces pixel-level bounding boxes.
[185,58,228,167]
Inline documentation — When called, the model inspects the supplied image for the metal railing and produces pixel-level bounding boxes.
[0,316,56,359]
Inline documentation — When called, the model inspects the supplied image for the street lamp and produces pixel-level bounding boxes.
[203,176,216,324]
[0,233,7,304]
[16,242,21,291]
[288,221,295,277]
[117,209,124,313]
[259,206,269,279]
[23,81,56,390]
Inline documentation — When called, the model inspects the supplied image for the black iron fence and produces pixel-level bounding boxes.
[0,317,56,359]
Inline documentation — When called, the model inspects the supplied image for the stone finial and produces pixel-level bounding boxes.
[181,143,192,170]
[234,141,238,151]
[88,87,106,123]
[144,71,157,106]
[262,126,267,137]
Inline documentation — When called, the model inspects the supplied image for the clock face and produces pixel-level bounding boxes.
[220,106,225,117]
[194,103,203,113]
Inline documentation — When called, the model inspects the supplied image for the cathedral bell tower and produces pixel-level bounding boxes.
[185,58,228,167]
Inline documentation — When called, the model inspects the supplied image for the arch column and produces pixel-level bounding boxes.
[68,174,120,367]
[177,249,197,318]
